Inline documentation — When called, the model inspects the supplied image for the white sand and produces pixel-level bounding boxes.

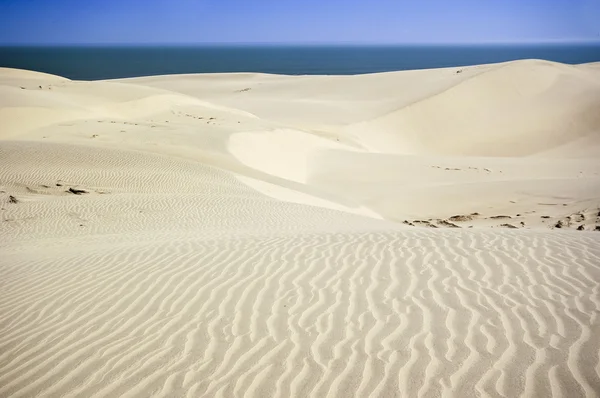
[1,60,600,397]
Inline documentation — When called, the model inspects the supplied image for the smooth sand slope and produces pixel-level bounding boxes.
[1,60,600,397]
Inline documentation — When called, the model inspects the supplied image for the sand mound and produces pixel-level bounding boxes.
[0,67,69,84]
[345,60,600,156]
[0,72,256,139]
[119,66,488,126]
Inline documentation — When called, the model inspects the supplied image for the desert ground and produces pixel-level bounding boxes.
[1,60,600,397]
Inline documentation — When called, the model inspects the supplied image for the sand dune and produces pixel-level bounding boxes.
[343,60,600,156]
[2,60,600,397]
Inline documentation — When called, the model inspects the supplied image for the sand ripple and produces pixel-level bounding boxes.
[1,231,599,397]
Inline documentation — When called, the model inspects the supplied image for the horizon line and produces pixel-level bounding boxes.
[2,39,600,47]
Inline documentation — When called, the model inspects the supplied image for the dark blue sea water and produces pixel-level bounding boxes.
[1,43,599,80]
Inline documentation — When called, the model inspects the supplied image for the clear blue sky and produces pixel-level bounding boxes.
[1,0,599,44]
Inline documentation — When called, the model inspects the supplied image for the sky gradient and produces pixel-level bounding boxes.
[1,0,600,45]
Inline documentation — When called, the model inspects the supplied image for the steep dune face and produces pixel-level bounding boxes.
[345,60,600,156]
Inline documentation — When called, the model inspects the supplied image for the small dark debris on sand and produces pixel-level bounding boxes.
[541,216,550,219]
[413,220,438,228]
[8,195,18,204]
[438,220,460,228]
[500,224,518,229]
[595,226,600,232]
[577,225,585,231]
[490,215,511,219]
[520,222,525,227]
[449,214,473,222]
[41,184,50,188]
[402,220,415,226]
[67,187,88,195]
[554,220,565,229]
[56,183,63,187]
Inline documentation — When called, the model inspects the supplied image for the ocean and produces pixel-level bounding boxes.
[1,43,599,80]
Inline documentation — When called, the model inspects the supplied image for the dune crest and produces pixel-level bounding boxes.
[344,60,600,156]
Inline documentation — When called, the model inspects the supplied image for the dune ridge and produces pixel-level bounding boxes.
[343,60,600,156]
[1,60,600,397]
